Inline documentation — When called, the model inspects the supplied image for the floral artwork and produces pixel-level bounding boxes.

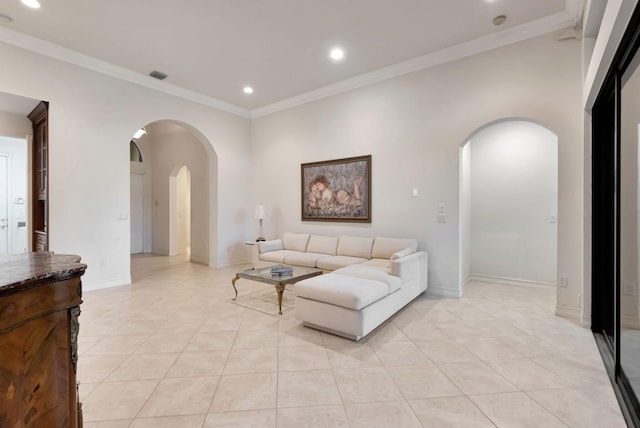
[301,155,371,222]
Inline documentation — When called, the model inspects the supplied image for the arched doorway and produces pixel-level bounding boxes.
[129,120,218,267]
[459,119,558,294]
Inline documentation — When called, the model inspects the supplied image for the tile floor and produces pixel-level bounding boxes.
[78,254,626,427]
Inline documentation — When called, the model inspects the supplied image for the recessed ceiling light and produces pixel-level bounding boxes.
[0,13,13,23]
[493,15,507,26]
[329,47,345,63]
[243,86,254,94]
[21,0,41,9]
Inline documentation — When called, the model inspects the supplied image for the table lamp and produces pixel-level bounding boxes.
[255,205,266,241]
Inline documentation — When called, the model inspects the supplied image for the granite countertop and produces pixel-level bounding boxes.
[0,252,87,295]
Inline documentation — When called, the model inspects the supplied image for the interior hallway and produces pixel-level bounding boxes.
[78,255,626,427]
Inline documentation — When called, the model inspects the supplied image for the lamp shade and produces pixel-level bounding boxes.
[255,205,266,220]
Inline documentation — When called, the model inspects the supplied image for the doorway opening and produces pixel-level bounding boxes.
[129,120,218,270]
[0,136,28,255]
[459,119,558,295]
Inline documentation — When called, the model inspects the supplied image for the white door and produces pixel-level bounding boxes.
[130,172,144,254]
[0,155,8,254]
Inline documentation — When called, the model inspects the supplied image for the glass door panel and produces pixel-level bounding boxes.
[620,47,640,402]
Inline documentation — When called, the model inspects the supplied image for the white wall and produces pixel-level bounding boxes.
[0,136,28,253]
[468,121,558,285]
[252,33,583,310]
[0,41,252,290]
[0,111,32,139]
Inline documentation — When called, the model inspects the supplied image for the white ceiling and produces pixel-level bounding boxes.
[0,0,579,116]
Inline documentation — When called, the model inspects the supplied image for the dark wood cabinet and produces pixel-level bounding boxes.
[0,253,87,427]
[28,101,49,252]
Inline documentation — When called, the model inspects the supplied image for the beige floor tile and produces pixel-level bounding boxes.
[409,396,495,428]
[485,358,569,391]
[79,382,99,400]
[129,414,206,428]
[277,370,342,408]
[277,405,349,428]
[185,331,237,352]
[398,320,450,341]
[135,333,192,354]
[388,364,462,399]
[138,376,219,417]
[210,373,277,412]
[333,366,404,404]
[455,337,524,361]
[278,345,331,371]
[84,334,150,356]
[232,329,279,349]
[204,409,276,427]
[437,361,518,395]
[82,380,158,421]
[78,354,128,383]
[415,339,479,363]
[470,392,567,427]
[79,335,108,355]
[528,386,627,427]
[223,347,278,374]
[325,341,382,368]
[496,334,561,358]
[533,356,612,387]
[114,319,164,336]
[107,353,179,381]
[345,401,422,428]
[84,421,132,428]
[166,350,229,378]
[278,321,324,347]
[371,340,431,366]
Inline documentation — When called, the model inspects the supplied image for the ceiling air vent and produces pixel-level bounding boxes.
[149,70,168,80]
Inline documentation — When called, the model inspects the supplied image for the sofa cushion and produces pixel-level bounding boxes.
[307,235,339,255]
[337,236,374,259]
[295,274,390,310]
[258,239,283,253]
[317,255,368,271]
[371,237,418,259]
[360,258,392,271]
[285,252,330,268]
[259,250,301,264]
[282,232,310,252]
[334,265,402,293]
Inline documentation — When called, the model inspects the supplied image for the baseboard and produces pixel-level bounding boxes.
[216,258,253,269]
[581,315,592,328]
[469,274,555,288]
[426,286,462,298]
[555,304,581,321]
[83,277,131,292]
[622,315,640,329]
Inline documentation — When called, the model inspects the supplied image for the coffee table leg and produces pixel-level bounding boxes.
[231,274,240,300]
[275,282,285,315]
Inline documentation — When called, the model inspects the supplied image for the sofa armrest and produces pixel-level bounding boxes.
[391,251,427,282]
[258,239,283,254]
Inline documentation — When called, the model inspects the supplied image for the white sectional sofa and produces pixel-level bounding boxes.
[257,232,428,340]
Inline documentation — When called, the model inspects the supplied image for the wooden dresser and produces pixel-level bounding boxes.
[0,253,87,427]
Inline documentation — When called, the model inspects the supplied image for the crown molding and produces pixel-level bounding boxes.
[0,26,252,119]
[0,6,576,121]
[251,10,576,118]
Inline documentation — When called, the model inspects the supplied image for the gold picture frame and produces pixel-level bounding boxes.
[301,155,371,222]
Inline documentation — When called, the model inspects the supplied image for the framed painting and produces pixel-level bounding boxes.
[301,155,371,222]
